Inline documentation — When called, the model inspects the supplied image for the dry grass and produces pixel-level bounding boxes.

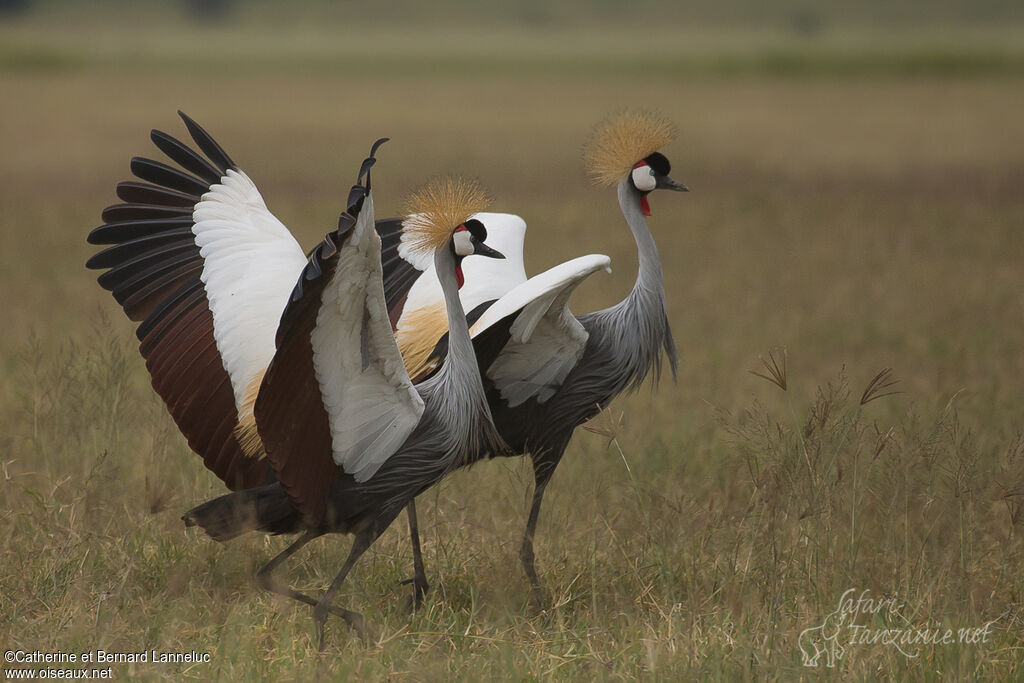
[2,15,1024,680]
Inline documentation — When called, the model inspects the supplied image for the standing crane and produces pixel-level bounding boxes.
[397,111,688,605]
[183,171,511,645]
[85,114,513,641]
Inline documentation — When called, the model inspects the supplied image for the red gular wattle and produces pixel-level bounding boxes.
[640,194,652,216]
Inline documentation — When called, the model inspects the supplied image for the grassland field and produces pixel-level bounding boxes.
[1,11,1024,680]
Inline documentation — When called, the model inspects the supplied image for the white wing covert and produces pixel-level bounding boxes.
[192,169,308,419]
[470,254,612,407]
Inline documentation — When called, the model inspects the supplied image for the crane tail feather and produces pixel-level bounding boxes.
[182,485,299,543]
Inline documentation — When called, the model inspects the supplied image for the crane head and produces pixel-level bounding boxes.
[629,152,688,216]
[452,218,505,288]
[453,218,505,260]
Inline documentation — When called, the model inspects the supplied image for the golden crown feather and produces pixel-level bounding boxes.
[583,110,677,187]
[400,176,491,259]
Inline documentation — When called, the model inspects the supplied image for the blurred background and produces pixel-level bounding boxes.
[2,1,1023,678]
[2,0,1022,386]
[4,0,1022,426]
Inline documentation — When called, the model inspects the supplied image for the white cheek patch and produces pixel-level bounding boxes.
[453,229,474,256]
[632,165,657,192]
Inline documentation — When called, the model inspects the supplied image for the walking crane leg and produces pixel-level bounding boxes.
[313,524,388,649]
[403,500,430,610]
[255,530,352,618]
[520,462,558,609]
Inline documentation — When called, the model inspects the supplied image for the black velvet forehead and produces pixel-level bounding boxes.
[464,218,487,242]
[644,152,671,176]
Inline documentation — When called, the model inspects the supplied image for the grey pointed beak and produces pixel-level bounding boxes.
[657,175,689,192]
[473,242,505,260]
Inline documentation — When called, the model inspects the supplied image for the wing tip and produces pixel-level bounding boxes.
[176,110,237,172]
[86,223,108,247]
[177,109,198,131]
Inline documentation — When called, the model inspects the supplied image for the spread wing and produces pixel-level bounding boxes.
[391,212,528,381]
[469,254,612,407]
[255,168,425,526]
[85,111,306,489]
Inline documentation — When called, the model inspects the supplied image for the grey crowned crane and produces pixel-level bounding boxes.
[181,173,510,645]
[397,111,688,605]
[85,116,510,642]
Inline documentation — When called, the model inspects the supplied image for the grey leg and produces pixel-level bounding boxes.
[313,530,376,650]
[254,530,355,619]
[520,467,554,608]
[404,500,430,610]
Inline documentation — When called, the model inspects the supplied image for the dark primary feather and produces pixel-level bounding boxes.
[133,268,204,341]
[99,203,192,224]
[150,129,225,184]
[114,181,198,208]
[130,157,211,196]
[118,260,203,321]
[86,228,195,270]
[96,243,196,297]
[87,219,195,250]
[178,110,236,173]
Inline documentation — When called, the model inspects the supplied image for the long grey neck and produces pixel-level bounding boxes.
[431,245,494,431]
[434,246,477,382]
[424,244,502,465]
[617,178,668,318]
[593,179,677,386]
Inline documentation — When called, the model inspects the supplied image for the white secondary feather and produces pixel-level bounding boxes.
[192,169,308,419]
[470,254,612,407]
[311,191,425,482]
[396,212,528,336]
